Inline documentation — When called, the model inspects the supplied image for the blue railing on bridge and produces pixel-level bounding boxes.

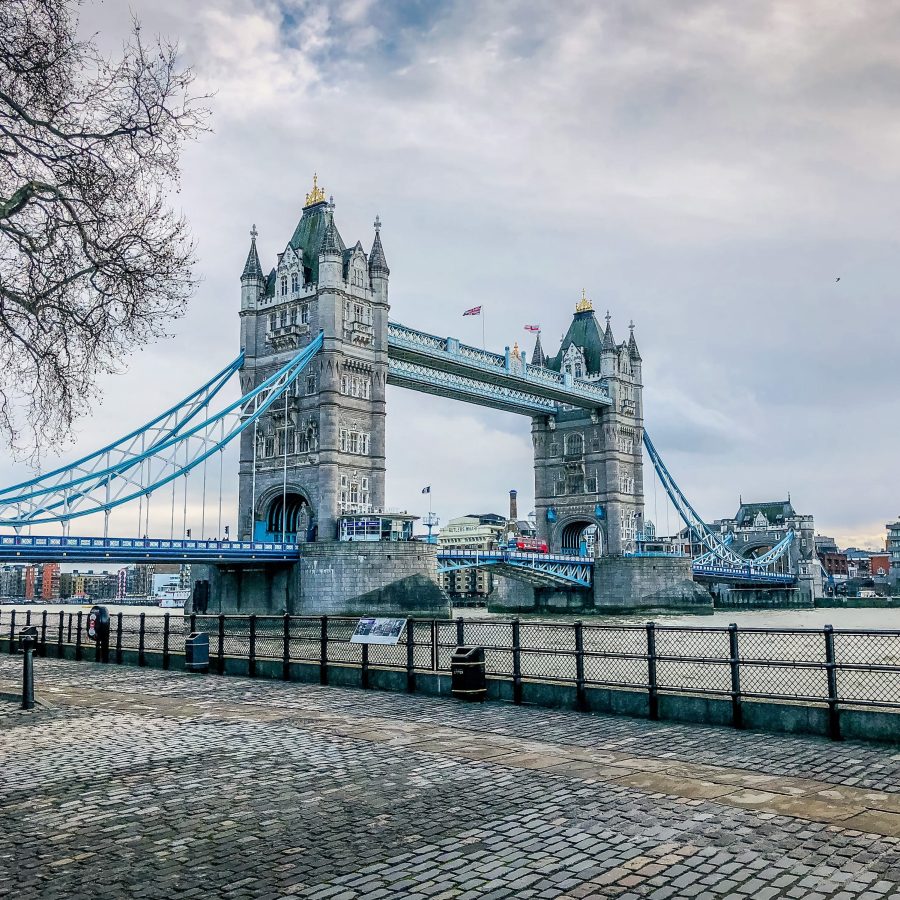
[0,534,301,563]
[436,548,593,587]
[691,563,796,585]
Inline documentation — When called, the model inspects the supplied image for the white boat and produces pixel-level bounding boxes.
[155,586,191,609]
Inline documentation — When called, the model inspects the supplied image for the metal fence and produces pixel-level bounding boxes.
[4,608,900,739]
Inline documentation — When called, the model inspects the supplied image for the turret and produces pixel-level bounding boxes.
[369,215,390,305]
[600,310,617,377]
[530,332,546,367]
[318,197,343,289]
[628,320,642,382]
[240,224,263,311]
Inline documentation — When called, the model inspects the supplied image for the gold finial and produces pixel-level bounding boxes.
[575,288,593,313]
[513,341,520,358]
[305,172,326,206]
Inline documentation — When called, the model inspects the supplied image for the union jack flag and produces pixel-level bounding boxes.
[462,306,482,316]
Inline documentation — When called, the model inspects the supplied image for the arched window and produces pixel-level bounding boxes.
[291,272,299,292]
[280,275,287,296]
[564,433,584,456]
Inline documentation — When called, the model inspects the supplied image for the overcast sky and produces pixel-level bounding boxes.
[8,0,900,548]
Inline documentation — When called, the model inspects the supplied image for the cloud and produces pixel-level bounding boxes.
[5,0,898,551]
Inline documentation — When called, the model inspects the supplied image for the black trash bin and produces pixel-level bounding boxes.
[185,632,210,674]
[450,645,486,702]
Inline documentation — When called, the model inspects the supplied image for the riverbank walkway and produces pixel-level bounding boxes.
[2,657,900,899]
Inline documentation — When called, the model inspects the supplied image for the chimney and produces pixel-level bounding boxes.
[509,490,518,522]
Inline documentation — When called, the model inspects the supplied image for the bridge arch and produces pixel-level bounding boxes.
[558,518,603,558]
[256,486,315,543]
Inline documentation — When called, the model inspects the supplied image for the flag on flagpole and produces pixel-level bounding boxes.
[523,324,540,333]
[462,306,482,316]
[421,486,431,494]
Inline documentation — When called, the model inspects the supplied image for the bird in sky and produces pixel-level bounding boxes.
[835,276,841,282]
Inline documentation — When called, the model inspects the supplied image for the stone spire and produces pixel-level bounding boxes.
[369,214,390,277]
[530,332,546,367]
[601,310,616,351]
[241,224,262,280]
[628,320,642,361]
[321,198,342,255]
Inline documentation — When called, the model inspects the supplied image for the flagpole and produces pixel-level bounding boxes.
[482,307,486,351]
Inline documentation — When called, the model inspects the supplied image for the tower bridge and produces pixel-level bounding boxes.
[0,177,812,614]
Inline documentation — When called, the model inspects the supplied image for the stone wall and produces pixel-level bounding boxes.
[296,542,450,616]
[194,543,450,617]
[594,556,713,614]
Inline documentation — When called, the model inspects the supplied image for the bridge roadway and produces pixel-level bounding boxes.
[0,535,797,588]
[387,321,612,415]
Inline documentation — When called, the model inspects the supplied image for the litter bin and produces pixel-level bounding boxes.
[451,645,486,702]
[185,632,210,674]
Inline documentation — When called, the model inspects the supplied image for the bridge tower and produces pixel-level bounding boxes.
[237,176,389,544]
[531,294,645,557]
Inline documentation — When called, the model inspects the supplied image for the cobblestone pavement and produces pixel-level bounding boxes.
[2,657,900,899]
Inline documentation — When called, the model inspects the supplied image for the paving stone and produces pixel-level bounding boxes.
[2,655,900,900]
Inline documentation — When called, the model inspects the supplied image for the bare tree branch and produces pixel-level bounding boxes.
[0,0,211,458]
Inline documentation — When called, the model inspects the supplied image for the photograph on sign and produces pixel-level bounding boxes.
[350,617,408,645]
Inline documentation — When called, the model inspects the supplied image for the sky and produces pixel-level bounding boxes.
[6,0,900,548]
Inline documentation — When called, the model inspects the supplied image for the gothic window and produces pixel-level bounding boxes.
[301,304,309,325]
[268,314,275,332]
[291,272,299,292]
[263,433,275,457]
[340,374,371,398]
[566,474,583,495]
[279,309,286,328]
[623,510,639,544]
[619,471,634,494]
[564,364,572,375]
[290,306,297,325]
[549,443,560,456]
[564,433,584,456]
[575,364,583,378]
[306,373,316,395]
[280,275,287,296]
[586,476,598,493]
[339,473,370,512]
[554,481,566,497]
[339,428,370,456]
[275,423,295,456]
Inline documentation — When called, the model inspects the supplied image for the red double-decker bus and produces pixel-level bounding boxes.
[508,536,549,553]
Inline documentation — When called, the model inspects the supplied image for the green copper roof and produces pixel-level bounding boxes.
[545,310,606,375]
[287,201,345,282]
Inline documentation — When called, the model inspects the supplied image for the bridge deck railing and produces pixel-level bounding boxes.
[5,608,900,737]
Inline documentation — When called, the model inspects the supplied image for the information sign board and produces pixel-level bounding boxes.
[350,617,407,645]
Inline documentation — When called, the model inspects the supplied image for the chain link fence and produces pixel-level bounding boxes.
[4,609,900,736]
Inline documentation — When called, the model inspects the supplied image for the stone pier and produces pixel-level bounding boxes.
[193,542,450,617]
[488,556,713,615]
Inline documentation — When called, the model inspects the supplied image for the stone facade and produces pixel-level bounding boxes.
[531,300,645,557]
[193,542,450,617]
[593,556,712,613]
[296,542,449,616]
[237,180,389,543]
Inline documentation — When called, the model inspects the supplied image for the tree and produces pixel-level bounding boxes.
[0,0,209,455]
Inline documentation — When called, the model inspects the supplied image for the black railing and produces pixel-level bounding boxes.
[5,610,900,740]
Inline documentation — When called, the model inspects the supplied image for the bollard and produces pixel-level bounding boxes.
[19,626,38,711]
